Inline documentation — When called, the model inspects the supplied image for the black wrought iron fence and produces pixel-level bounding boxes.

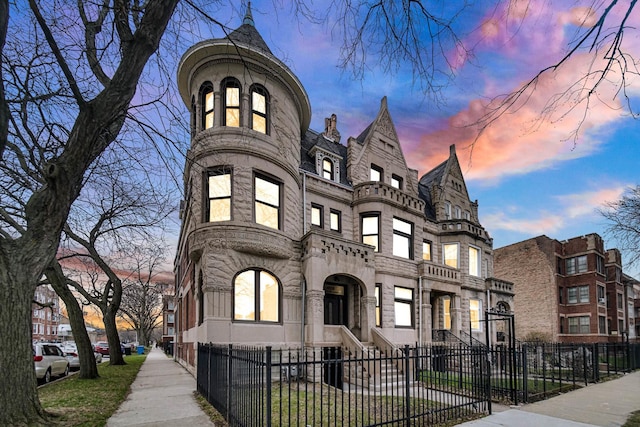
[197,342,639,426]
[197,343,490,427]
[489,342,640,404]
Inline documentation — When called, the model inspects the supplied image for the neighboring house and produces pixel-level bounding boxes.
[161,295,175,350]
[495,234,638,343]
[32,285,60,342]
[173,6,513,371]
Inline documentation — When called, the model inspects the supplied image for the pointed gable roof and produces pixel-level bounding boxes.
[418,144,469,219]
[356,97,399,144]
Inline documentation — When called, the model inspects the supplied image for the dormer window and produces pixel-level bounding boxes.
[222,78,241,127]
[200,82,214,130]
[322,158,334,180]
[250,84,269,134]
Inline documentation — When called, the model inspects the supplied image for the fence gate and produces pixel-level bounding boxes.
[485,307,517,406]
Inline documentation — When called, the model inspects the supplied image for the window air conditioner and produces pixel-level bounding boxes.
[598,297,606,304]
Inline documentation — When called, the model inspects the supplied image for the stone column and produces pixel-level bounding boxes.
[421,289,432,344]
[305,290,325,344]
[452,294,462,336]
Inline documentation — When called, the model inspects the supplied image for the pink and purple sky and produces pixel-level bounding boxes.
[179,1,639,277]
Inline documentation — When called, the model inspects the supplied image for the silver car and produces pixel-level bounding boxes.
[33,343,69,383]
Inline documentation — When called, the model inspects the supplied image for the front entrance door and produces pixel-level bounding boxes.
[324,285,347,325]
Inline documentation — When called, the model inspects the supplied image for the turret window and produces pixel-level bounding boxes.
[200,82,214,130]
[250,85,269,134]
[254,174,281,230]
[222,78,241,127]
[207,169,231,222]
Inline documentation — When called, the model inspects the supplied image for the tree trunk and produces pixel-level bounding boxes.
[104,308,125,365]
[0,258,49,425]
[46,265,99,379]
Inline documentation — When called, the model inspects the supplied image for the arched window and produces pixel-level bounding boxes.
[199,82,214,130]
[250,84,269,134]
[222,78,241,127]
[322,157,333,180]
[233,269,280,323]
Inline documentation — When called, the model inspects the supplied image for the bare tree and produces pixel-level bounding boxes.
[118,247,170,347]
[600,185,640,269]
[56,149,175,365]
[44,260,100,379]
[0,2,178,423]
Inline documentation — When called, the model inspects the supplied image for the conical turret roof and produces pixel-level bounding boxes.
[226,2,272,55]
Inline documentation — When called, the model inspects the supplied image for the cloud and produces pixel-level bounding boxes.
[399,1,640,183]
[483,185,627,235]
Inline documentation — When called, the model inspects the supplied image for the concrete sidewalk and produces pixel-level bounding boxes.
[457,369,640,426]
[106,346,215,427]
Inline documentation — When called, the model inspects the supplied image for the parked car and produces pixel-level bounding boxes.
[33,343,69,383]
[64,349,103,370]
[61,341,77,354]
[94,341,109,356]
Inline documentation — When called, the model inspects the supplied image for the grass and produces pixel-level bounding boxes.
[194,381,480,427]
[38,354,146,426]
[624,410,640,427]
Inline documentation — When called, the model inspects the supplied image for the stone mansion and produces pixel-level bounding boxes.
[173,7,514,369]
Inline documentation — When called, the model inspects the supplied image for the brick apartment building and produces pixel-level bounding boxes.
[173,6,514,371]
[32,285,60,342]
[495,234,637,343]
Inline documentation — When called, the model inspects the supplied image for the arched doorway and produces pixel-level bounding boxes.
[323,275,368,340]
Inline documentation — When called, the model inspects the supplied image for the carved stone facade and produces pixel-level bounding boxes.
[173,8,514,372]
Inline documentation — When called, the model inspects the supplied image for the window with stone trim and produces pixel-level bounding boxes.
[330,209,341,232]
[443,297,451,330]
[391,174,403,189]
[322,158,334,180]
[392,217,413,259]
[422,240,432,261]
[254,173,281,230]
[222,78,241,127]
[361,213,380,252]
[443,243,459,268]
[566,255,587,275]
[370,164,383,182]
[468,245,480,277]
[311,203,323,228]
[394,286,413,328]
[250,84,269,134]
[233,269,280,323]
[200,82,214,130]
[207,168,231,222]
[568,316,590,334]
[567,285,589,304]
[470,299,482,331]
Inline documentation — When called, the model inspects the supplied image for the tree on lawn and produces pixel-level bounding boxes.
[55,143,175,366]
[0,2,178,424]
[118,246,171,348]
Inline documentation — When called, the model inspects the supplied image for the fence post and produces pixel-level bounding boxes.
[266,346,272,427]
[404,345,411,427]
[227,344,232,423]
[521,344,528,404]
